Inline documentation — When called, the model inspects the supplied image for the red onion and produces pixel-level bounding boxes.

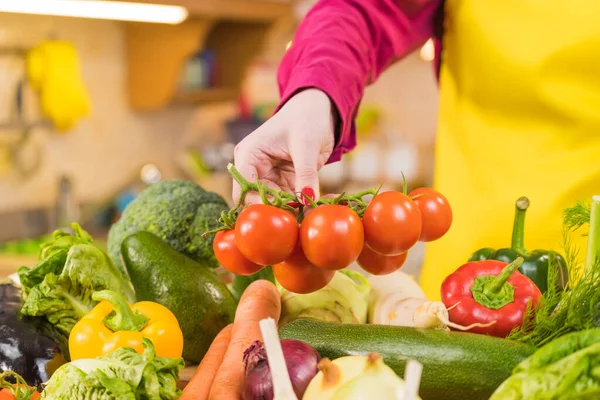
[241,339,321,400]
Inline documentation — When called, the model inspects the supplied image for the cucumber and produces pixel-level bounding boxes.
[279,320,535,400]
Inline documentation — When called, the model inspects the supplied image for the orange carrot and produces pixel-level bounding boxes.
[208,280,281,400]
[180,324,233,400]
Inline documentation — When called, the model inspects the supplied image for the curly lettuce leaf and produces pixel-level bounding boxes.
[140,354,184,399]
[491,332,600,400]
[41,363,133,400]
[18,224,136,337]
[42,339,184,400]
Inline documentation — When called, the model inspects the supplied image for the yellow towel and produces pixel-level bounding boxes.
[26,40,92,132]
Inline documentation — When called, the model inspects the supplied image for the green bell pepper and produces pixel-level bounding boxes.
[468,197,568,294]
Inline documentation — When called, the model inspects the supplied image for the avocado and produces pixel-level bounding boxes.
[121,231,236,363]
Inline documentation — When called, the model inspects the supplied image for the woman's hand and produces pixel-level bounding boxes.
[232,89,336,205]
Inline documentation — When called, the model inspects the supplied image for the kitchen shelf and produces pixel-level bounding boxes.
[123,0,293,22]
[173,88,238,105]
[124,0,293,111]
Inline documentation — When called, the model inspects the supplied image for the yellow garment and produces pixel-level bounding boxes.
[26,40,92,132]
[420,0,600,300]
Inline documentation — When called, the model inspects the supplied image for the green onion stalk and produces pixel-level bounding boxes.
[584,196,600,274]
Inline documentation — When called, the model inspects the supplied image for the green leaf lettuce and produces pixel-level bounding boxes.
[18,223,136,338]
[491,329,600,399]
[41,338,184,399]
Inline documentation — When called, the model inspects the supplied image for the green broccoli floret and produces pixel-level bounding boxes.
[108,180,229,274]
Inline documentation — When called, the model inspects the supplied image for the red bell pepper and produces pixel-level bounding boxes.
[441,257,542,338]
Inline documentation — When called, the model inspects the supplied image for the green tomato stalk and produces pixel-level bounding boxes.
[0,371,38,399]
[227,163,298,211]
[206,164,382,234]
[227,163,378,211]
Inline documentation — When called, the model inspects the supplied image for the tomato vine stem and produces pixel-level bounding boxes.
[228,163,297,210]
[204,163,387,234]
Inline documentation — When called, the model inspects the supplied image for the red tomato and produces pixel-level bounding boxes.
[213,230,264,275]
[357,246,408,275]
[362,191,422,256]
[273,243,335,294]
[235,204,299,265]
[0,388,40,400]
[409,187,453,242]
[0,390,13,400]
[300,205,364,270]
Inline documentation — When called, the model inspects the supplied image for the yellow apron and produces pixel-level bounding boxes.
[420,0,600,300]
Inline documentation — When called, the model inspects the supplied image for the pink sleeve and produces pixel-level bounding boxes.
[277,0,440,163]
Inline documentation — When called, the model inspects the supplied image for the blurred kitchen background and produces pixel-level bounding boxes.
[0,0,438,276]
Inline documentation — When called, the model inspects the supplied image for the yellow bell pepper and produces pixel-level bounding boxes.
[69,290,184,361]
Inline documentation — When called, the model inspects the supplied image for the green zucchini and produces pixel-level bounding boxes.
[279,320,535,400]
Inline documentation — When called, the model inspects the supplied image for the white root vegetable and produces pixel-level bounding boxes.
[375,296,495,331]
[402,360,423,400]
[367,271,426,324]
[259,318,298,400]
[366,268,494,330]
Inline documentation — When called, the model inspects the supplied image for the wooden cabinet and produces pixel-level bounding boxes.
[123,0,293,111]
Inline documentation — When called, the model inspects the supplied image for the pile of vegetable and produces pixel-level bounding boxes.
[2,170,598,400]
[0,180,239,398]
[211,164,453,294]
[188,192,599,400]
[180,280,431,400]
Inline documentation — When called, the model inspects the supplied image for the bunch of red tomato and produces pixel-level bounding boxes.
[213,187,452,294]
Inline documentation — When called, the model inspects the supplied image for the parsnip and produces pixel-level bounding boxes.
[367,270,426,324]
[376,296,494,331]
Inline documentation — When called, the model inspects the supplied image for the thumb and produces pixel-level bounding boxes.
[291,145,321,205]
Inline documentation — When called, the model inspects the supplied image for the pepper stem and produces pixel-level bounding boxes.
[511,197,529,253]
[487,257,524,294]
[471,258,524,310]
[92,290,149,332]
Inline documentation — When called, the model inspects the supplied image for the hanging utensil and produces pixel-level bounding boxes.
[10,76,43,179]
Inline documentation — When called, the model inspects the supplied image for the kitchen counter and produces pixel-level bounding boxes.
[0,254,37,277]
